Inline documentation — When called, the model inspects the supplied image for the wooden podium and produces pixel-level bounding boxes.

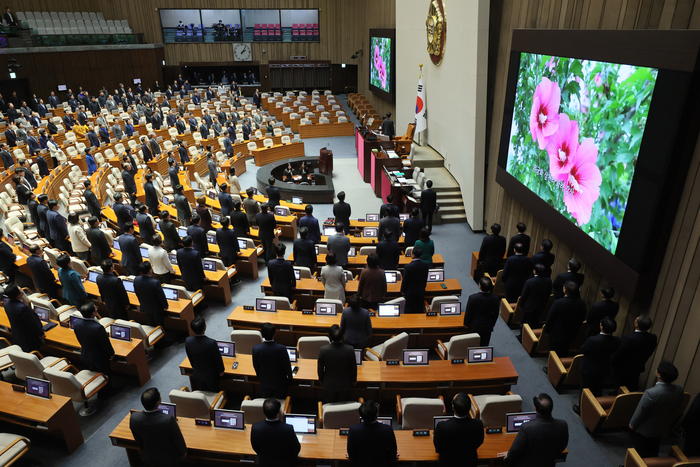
[319,147,333,176]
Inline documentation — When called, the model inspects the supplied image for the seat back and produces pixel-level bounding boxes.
[322,402,361,429]
[293,266,312,279]
[281,135,291,144]
[269,296,292,311]
[43,366,83,401]
[8,349,45,381]
[229,330,263,355]
[274,205,290,216]
[241,398,285,424]
[446,333,482,359]
[429,295,460,312]
[600,392,644,430]
[169,389,211,419]
[380,332,409,360]
[263,138,273,148]
[401,397,445,429]
[359,246,376,256]
[247,142,257,152]
[111,319,150,350]
[478,395,523,427]
[297,336,330,359]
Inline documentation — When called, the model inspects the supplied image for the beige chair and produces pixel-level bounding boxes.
[469,393,523,427]
[317,244,328,255]
[44,365,109,416]
[293,266,313,279]
[500,297,526,328]
[274,205,291,216]
[229,330,263,355]
[7,349,69,381]
[624,446,700,467]
[0,337,21,373]
[263,138,274,148]
[522,323,549,356]
[168,387,227,420]
[580,387,643,433]
[426,295,460,313]
[241,396,290,424]
[281,135,291,144]
[28,295,77,323]
[0,433,30,465]
[268,296,297,311]
[436,333,481,360]
[297,336,331,359]
[107,320,164,354]
[246,142,257,154]
[315,299,344,311]
[547,352,584,389]
[396,395,445,429]
[359,246,376,256]
[318,400,362,429]
[365,332,409,361]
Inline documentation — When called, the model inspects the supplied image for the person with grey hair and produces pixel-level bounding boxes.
[111,119,124,140]
[149,133,161,157]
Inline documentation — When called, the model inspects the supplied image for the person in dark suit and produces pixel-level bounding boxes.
[4,125,17,147]
[74,302,115,392]
[206,151,217,187]
[376,229,400,270]
[317,324,357,403]
[293,227,317,269]
[251,398,301,466]
[505,393,568,467]
[268,244,296,299]
[380,112,395,139]
[27,245,59,299]
[299,205,321,244]
[143,173,159,216]
[0,143,13,169]
[185,317,224,392]
[681,393,700,457]
[0,231,16,284]
[544,281,587,357]
[140,138,153,163]
[256,203,277,264]
[530,239,555,278]
[168,159,180,191]
[130,388,187,467]
[213,217,239,269]
[401,247,430,313]
[582,285,619,335]
[177,236,206,292]
[265,178,281,210]
[136,205,156,248]
[174,185,192,228]
[611,315,657,392]
[194,197,212,233]
[18,159,37,188]
[113,193,135,234]
[134,261,169,328]
[630,361,685,458]
[507,222,531,257]
[402,207,424,248]
[333,191,352,234]
[86,216,111,266]
[464,277,501,346]
[340,294,373,350]
[378,212,401,243]
[230,200,250,237]
[13,175,31,208]
[4,8,18,26]
[178,141,189,164]
[36,196,52,238]
[118,222,142,276]
[217,183,235,217]
[159,211,182,252]
[252,323,294,398]
[27,192,39,232]
[518,264,553,333]
[82,180,102,219]
[97,259,130,320]
[87,126,100,148]
[420,180,438,232]
[501,243,533,303]
[433,393,484,467]
[186,213,209,256]
[347,399,398,466]
[478,223,506,277]
[4,284,45,353]
[46,199,71,252]
[552,258,584,299]
[379,194,399,219]
[327,223,351,268]
[121,162,138,206]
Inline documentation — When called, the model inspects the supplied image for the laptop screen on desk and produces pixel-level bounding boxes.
[287,347,298,363]
[377,304,400,317]
[348,246,356,257]
[467,346,493,364]
[168,253,178,265]
[384,271,397,283]
[213,409,245,430]
[212,213,222,223]
[33,306,50,322]
[69,315,81,329]
[111,324,131,341]
[366,214,379,222]
[440,302,461,316]
[402,349,429,366]
[163,287,179,301]
[293,269,301,280]
[26,377,51,399]
[315,302,337,316]
[203,259,217,271]
[122,280,135,293]
[355,349,362,365]
[377,417,392,426]
[427,269,444,282]
[363,227,378,238]
[256,298,276,312]
[275,206,286,216]
[88,271,99,283]
[238,239,248,250]
[434,416,451,430]
[207,190,217,200]
[206,233,217,245]
[399,213,409,221]
[323,226,335,236]
[155,222,161,231]
[162,197,169,205]
[314,245,319,255]
[292,196,302,204]
[285,414,317,435]
[217,341,235,357]
[113,239,121,251]
[177,227,187,238]
[140,247,150,259]
[158,402,176,418]
[506,412,537,433]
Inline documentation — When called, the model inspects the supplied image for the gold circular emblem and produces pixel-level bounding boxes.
[425,0,446,65]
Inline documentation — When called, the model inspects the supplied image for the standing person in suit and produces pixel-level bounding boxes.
[229,167,242,194]
[531,239,555,277]
[347,399,398,466]
[83,180,102,219]
[251,398,301,466]
[86,217,111,265]
[68,213,91,262]
[518,264,553,334]
[505,393,568,467]
[464,277,500,346]
[57,254,87,307]
[97,259,130,320]
[217,183,235,217]
[136,205,156,247]
[74,302,115,393]
[174,184,192,227]
[178,140,189,164]
[402,207,424,248]
[380,112,395,139]
[321,251,346,303]
[544,281,587,357]
[433,393,485,467]
[252,323,294,398]
[267,244,296,299]
[420,180,438,233]
[299,205,321,243]
[502,243,533,303]
[379,194,399,219]
[340,294,373,350]
[185,317,224,392]
[552,258,584,299]
[375,229,399,270]
[168,158,180,191]
[507,222,531,257]
[265,177,281,209]
[149,236,176,285]
[256,203,277,265]
[143,173,159,216]
[159,211,182,252]
[243,188,261,227]
[317,324,357,403]
[186,213,209,256]
[118,222,142,276]
[630,361,685,458]
[378,212,401,242]
[122,162,138,206]
[401,247,430,313]
[134,261,169,331]
[177,236,206,293]
[216,217,240,268]
[356,254,387,311]
[46,199,71,252]
[611,315,657,392]
[230,200,250,238]
[585,285,619,337]
[130,388,187,467]
[27,192,39,232]
[293,227,317,269]
[0,143,13,169]
[206,151,218,188]
[5,284,45,352]
[194,197,213,233]
[327,223,351,268]
[333,191,352,234]
[0,231,16,284]
[113,193,135,234]
[478,223,506,277]
[26,245,59,299]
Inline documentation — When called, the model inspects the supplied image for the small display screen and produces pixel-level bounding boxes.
[315,302,337,316]
[256,298,276,312]
[212,213,222,222]
[88,271,99,283]
[399,213,409,221]
[213,409,245,430]
[111,325,131,341]
[287,347,298,363]
[434,416,451,430]
[26,377,51,399]
[275,206,287,216]
[292,196,303,204]
[384,271,397,283]
[140,247,150,258]
[203,259,217,271]
[34,306,50,322]
[162,197,169,205]
[348,246,356,257]
[177,227,187,238]
[355,349,362,365]
[377,304,400,317]
[158,402,176,418]
[377,417,392,426]
[169,253,178,265]
[123,280,135,293]
[207,190,217,200]
[113,239,121,251]
[402,349,429,366]
[363,227,378,238]
[439,302,461,316]
[294,269,301,280]
[427,269,444,282]
[468,347,494,364]
[323,226,336,236]
[285,414,317,435]
[506,412,537,433]
[217,341,235,357]
[366,214,379,222]
[206,233,217,245]
[69,315,81,329]
[237,239,248,250]
[163,288,179,301]
[315,245,319,255]
[57,84,67,91]
[156,222,162,231]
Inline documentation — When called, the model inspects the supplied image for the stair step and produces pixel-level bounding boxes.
[440,214,468,224]
[438,198,463,207]
[439,205,465,213]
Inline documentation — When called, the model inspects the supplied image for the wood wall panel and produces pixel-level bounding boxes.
[486,0,700,395]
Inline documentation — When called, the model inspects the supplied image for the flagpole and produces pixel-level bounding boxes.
[417,64,423,146]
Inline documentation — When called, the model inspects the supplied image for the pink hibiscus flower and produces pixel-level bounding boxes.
[378,60,387,89]
[594,73,602,87]
[374,45,381,69]
[530,77,561,150]
[546,113,578,180]
[563,138,602,226]
[546,57,556,72]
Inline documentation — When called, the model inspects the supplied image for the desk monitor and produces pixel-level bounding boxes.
[377,417,392,426]
[158,402,176,418]
[69,315,81,329]
[256,298,276,312]
[377,303,400,317]
[292,196,303,204]
[206,233,217,245]
[384,271,398,283]
[202,259,217,272]
[323,226,335,236]
[403,349,429,366]
[274,206,287,216]
[287,347,298,363]
[26,377,51,399]
[33,306,50,322]
[434,416,451,430]
[212,212,222,223]
[355,349,362,365]
[348,246,356,257]
[57,84,67,92]
[155,221,161,231]
[113,239,121,251]
[162,196,169,205]
[399,213,409,222]
[314,245,319,255]
[250,188,258,195]
[139,247,150,259]
[285,414,317,435]
[315,302,337,316]
[427,269,444,282]
[207,190,217,200]
[217,341,235,357]
[294,268,304,280]
[440,302,461,316]
[177,227,187,238]
[122,280,135,293]
[237,239,248,250]
[363,227,378,238]
[168,253,178,265]
[506,412,537,433]
[22,243,30,255]
[467,346,494,364]
[163,287,179,301]
[366,214,379,222]
[111,324,131,341]
[213,409,245,430]
[87,271,99,283]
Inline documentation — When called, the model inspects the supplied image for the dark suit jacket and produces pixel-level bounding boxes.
[194,205,212,233]
[87,131,100,148]
[4,129,17,147]
[122,170,137,195]
[231,210,250,236]
[129,411,187,467]
[160,219,182,251]
[136,213,156,246]
[611,331,658,375]
[376,239,400,270]
[531,251,555,277]
[268,257,296,297]
[256,212,276,242]
[347,421,398,467]
[0,241,14,278]
[144,181,159,214]
[28,199,39,229]
[544,296,587,344]
[507,415,568,467]
[379,203,399,219]
[552,271,585,299]
[216,227,239,260]
[433,416,485,467]
[5,298,44,352]
[507,233,531,257]
[265,186,281,209]
[178,146,189,163]
[113,201,135,232]
[187,224,209,256]
[217,192,234,217]
[401,258,430,299]
[37,203,49,234]
[333,201,352,232]
[27,254,57,294]
[185,335,225,390]
[250,419,301,467]
[252,340,293,397]
[378,216,401,242]
[169,166,180,189]
[46,209,68,241]
[519,276,552,319]
[501,254,533,294]
[420,188,437,213]
[84,188,101,218]
[464,291,500,334]
[119,233,142,272]
[97,272,130,318]
[74,318,115,371]
[586,300,620,337]
[134,275,168,318]
[580,333,620,378]
[15,183,31,205]
[299,215,321,243]
[87,227,111,264]
[293,238,317,268]
[402,216,424,247]
[317,342,357,392]
[0,150,13,169]
[478,234,506,276]
[174,193,191,223]
[176,247,205,288]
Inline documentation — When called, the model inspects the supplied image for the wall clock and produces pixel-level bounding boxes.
[426,0,446,65]
[233,43,252,62]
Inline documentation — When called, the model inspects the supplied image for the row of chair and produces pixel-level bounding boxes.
[16,11,105,22]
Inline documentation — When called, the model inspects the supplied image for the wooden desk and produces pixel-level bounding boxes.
[318,234,405,248]
[0,381,84,453]
[290,253,445,271]
[252,141,306,166]
[298,122,354,139]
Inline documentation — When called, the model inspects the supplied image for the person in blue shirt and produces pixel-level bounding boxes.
[84,147,97,175]
[57,253,87,307]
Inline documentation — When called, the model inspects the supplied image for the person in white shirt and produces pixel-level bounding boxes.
[67,212,91,261]
[229,166,242,194]
[148,235,176,284]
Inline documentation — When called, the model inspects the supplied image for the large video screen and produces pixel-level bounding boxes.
[369,29,395,103]
[505,53,658,254]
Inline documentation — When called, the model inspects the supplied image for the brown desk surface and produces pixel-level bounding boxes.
[289,253,445,268]
[260,277,462,296]
[320,234,405,247]
[298,122,355,139]
[252,141,306,166]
